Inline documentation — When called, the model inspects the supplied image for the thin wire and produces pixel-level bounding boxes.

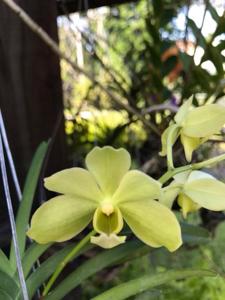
[0,110,22,200]
[0,134,29,300]
[0,110,41,297]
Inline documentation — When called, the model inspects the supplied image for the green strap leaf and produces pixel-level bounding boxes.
[0,249,13,276]
[181,223,211,245]
[22,242,51,278]
[0,290,14,300]
[10,141,49,267]
[0,270,20,300]
[91,269,215,300]
[44,240,145,300]
[24,243,91,299]
[25,245,74,299]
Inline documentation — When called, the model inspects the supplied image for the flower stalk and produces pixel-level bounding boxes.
[42,230,96,297]
[159,153,225,185]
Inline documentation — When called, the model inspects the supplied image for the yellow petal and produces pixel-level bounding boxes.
[93,207,123,235]
[187,170,214,182]
[173,170,192,184]
[44,168,103,203]
[27,195,96,244]
[91,233,126,249]
[174,97,193,125]
[113,170,161,204]
[184,178,225,211]
[85,146,131,196]
[182,104,225,137]
[180,133,202,162]
[177,193,200,218]
[159,182,181,209]
[119,199,182,252]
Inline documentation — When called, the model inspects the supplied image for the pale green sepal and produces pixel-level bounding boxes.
[159,182,181,208]
[113,170,161,204]
[93,207,123,235]
[91,233,126,249]
[27,195,97,244]
[159,124,180,157]
[119,199,182,252]
[174,97,193,125]
[85,146,131,196]
[180,133,202,162]
[44,168,103,203]
[182,104,225,137]
[177,193,200,218]
[174,170,213,184]
[187,170,214,182]
[184,178,225,211]
[174,170,192,184]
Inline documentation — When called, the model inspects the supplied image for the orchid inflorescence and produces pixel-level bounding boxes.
[28,99,225,252]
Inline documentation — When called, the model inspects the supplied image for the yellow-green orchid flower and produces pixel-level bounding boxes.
[160,98,225,162]
[160,170,225,218]
[27,146,182,251]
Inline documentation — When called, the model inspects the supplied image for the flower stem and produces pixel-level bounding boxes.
[159,165,192,185]
[42,230,96,297]
[159,153,225,185]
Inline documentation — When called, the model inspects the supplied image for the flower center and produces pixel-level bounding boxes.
[101,202,114,216]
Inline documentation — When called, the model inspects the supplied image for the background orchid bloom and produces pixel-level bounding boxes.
[27,146,182,251]
[160,99,225,162]
[160,170,225,218]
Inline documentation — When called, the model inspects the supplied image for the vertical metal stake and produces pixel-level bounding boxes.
[0,134,29,300]
[0,110,22,200]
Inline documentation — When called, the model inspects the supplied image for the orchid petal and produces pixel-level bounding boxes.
[177,193,200,218]
[182,104,225,137]
[91,233,126,249]
[174,170,192,184]
[159,182,181,209]
[113,170,161,204]
[174,97,193,125]
[180,133,202,162]
[93,207,123,235]
[184,178,225,211]
[44,168,103,203]
[27,195,96,244]
[119,199,182,252]
[186,170,214,182]
[85,146,131,196]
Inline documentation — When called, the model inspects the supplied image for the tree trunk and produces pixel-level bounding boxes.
[0,0,66,185]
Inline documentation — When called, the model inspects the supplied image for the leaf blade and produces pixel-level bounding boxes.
[0,249,13,276]
[0,269,20,300]
[45,240,145,300]
[10,142,49,267]
[91,269,215,300]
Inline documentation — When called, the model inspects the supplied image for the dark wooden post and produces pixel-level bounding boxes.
[0,0,67,184]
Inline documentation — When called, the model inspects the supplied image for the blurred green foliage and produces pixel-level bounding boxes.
[59,16,225,294]
[59,0,225,169]
[82,219,225,300]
